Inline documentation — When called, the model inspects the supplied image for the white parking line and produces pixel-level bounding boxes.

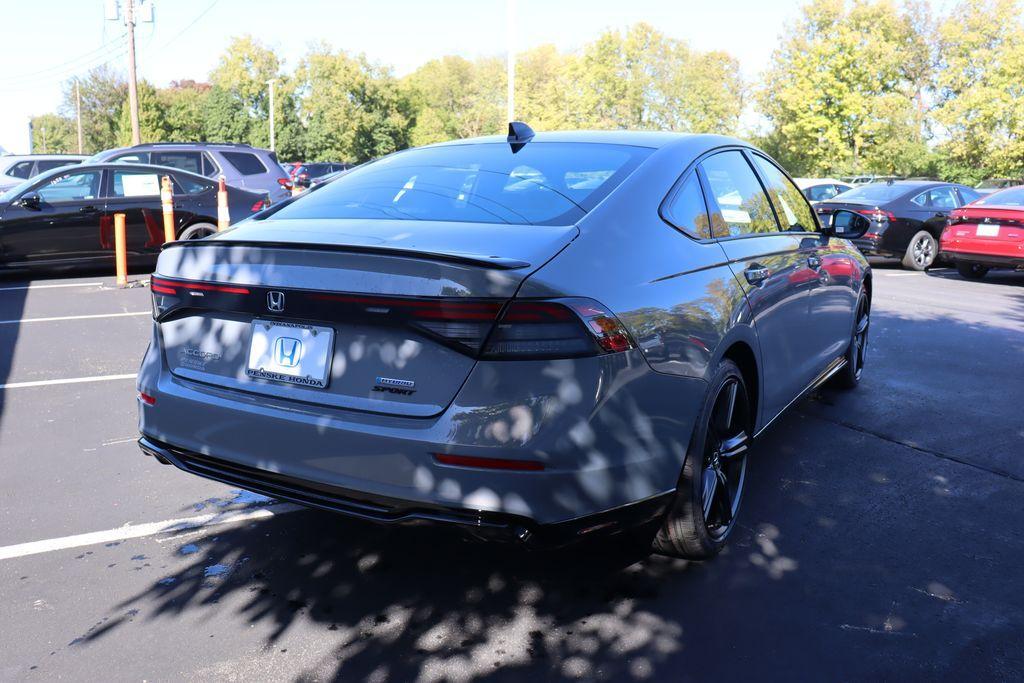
[0,281,108,292]
[0,503,303,561]
[0,311,150,325]
[0,373,137,390]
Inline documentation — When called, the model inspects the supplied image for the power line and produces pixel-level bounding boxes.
[0,32,127,85]
[158,0,221,51]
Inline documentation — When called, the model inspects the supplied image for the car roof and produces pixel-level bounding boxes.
[1,154,86,161]
[95,143,269,155]
[424,130,743,151]
[29,162,213,183]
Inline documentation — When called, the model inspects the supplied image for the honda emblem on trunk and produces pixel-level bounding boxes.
[267,291,285,312]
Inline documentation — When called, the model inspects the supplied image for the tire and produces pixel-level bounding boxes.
[956,261,989,280]
[833,293,869,389]
[178,222,217,240]
[653,359,752,560]
[902,230,937,270]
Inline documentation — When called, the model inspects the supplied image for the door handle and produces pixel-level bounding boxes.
[934,212,948,218]
[744,264,771,286]
[807,255,822,270]
[79,206,99,214]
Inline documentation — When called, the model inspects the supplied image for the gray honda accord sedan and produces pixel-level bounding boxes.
[137,125,871,559]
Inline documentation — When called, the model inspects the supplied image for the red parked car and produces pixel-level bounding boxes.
[941,186,1024,279]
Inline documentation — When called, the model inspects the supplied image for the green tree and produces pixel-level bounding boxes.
[208,35,285,148]
[30,114,77,154]
[932,0,1024,183]
[116,80,168,145]
[757,0,931,176]
[295,46,413,162]
[160,80,212,142]
[60,65,127,153]
[404,55,504,146]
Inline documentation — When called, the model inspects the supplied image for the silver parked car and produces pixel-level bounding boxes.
[137,126,872,559]
[87,142,291,203]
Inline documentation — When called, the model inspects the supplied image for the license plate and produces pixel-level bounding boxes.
[246,319,334,388]
[975,223,1000,237]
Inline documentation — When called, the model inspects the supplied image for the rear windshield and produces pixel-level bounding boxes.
[268,142,651,225]
[833,183,911,204]
[976,187,1024,206]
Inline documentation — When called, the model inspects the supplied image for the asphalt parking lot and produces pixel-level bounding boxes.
[0,265,1022,681]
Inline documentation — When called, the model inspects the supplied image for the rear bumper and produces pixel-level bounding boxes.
[137,326,704,528]
[139,435,673,547]
[941,250,1024,269]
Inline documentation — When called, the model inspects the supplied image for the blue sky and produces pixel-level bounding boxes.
[0,0,956,153]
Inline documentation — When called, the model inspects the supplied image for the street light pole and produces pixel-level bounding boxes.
[267,79,276,152]
[125,0,141,145]
[75,79,84,154]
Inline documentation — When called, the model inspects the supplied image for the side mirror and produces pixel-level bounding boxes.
[19,193,41,210]
[827,209,870,239]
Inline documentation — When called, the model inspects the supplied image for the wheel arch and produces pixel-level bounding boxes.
[712,330,760,434]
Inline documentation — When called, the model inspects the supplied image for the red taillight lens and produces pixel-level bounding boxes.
[480,298,635,360]
[150,277,251,319]
[434,453,544,471]
[138,392,156,406]
[277,178,293,191]
[250,198,269,212]
[857,208,894,222]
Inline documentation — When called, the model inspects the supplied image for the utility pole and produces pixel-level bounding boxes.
[267,79,276,152]
[506,0,516,122]
[75,79,84,154]
[125,0,141,144]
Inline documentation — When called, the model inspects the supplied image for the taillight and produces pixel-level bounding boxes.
[480,298,635,359]
[857,208,894,222]
[150,277,250,319]
[277,178,293,191]
[250,197,270,212]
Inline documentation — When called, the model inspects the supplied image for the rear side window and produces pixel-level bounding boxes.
[222,152,267,176]
[265,142,651,226]
[111,170,161,197]
[151,151,204,175]
[976,187,1024,206]
[958,187,982,204]
[8,161,34,179]
[700,151,779,236]
[805,184,838,202]
[37,159,79,173]
[172,174,213,195]
[911,187,958,209]
[662,172,713,239]
[752,156,817,233]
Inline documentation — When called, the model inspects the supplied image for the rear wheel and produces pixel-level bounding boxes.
[956,261,989,280]
[178,222,217,241]
[653,360,751,560]
[902,231,937,270]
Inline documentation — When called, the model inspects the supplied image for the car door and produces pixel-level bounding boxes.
[700,150,818,423]
[751,154,856,376]
[0,169,105,266]
[104,168,167,255]
[909,186,958,239]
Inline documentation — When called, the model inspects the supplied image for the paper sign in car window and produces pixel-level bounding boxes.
[120,173,159,197]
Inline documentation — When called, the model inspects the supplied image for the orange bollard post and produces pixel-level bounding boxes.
[217,175,230,231]
[114,212,128,287]
[160,175,175,243]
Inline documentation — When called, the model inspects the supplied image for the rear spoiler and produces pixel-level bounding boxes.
[161,239,532,270]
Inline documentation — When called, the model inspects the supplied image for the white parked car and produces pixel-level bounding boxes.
[0,154,85,191]
[794,178,854,204]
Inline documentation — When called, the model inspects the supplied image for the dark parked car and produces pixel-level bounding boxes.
[0,163,268,272]
[138,127,872,560]
[816,180,982,270]
[87,142,292,202]
[292,162,352,189]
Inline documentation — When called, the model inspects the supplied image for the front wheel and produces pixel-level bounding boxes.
[902,231,937,270]
[956,261,989,280]
[653,359,751,560]
[833,293,869,389]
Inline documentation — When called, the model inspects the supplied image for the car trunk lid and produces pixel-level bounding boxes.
[152,218,577,417]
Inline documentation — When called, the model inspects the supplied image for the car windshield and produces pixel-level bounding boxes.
[266,142,652,225]
[833,183,910,204]
[975,187,1024,206]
